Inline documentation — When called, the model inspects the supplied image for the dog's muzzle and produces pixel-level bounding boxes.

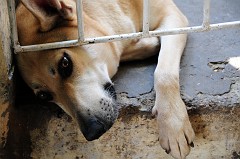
[77,114,114,141]
[76,83,118,141]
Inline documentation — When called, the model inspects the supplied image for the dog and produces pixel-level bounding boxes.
[16,0,195,158]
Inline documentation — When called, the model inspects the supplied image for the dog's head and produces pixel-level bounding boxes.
[16,0,119,141]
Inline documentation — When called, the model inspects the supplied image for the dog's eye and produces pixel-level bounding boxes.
[36,91,53,101]
[58,53,73,79]
[62,56,69,68]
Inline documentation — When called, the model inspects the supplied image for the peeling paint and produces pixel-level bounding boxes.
[208,60,228,72]
[0,31,10,150]
[0,102,9,148]
[232,151,240,159]
[0,0,14,152]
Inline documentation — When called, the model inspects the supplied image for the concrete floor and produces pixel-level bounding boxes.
[28,109,240,159]
[1,0,240,158]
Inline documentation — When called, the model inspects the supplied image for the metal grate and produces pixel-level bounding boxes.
[9,0,240,53]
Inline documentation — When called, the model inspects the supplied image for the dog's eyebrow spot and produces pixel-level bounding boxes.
[31,83,41,89]
[50,68,56,76]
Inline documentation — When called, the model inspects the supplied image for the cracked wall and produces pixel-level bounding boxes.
[0,0,14,155]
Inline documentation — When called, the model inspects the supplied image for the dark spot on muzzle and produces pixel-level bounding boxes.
[103,82,116,100]
[77,113,113,141]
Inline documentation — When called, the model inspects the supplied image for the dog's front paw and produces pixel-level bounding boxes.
[152,100,195,159]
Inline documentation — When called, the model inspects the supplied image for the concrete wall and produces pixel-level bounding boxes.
[0,0,14,156]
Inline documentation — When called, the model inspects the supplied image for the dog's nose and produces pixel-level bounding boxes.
[78,116,113,141]
[83,119,107,141]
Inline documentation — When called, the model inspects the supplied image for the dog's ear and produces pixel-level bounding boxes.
[21,0,76,31]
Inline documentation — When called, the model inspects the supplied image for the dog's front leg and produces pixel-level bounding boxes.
[152,11,195,159]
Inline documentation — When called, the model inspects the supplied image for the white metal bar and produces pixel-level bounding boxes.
[9,0,240,53]
[76,0,85,41]
[18,21,240,53]
[203,0,211,29]
[142,0,150,37]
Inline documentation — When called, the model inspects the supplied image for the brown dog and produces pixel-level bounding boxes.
[16,0,195,158]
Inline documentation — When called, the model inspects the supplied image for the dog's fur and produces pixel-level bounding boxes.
[16,0,195,158]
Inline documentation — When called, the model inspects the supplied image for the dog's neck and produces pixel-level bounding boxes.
[80,12,123,77]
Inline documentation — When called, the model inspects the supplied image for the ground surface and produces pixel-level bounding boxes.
[1,0,240,159]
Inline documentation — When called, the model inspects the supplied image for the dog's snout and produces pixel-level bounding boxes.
[86,119,111,141]
[103,82,116,100]
[77,114,113,141]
